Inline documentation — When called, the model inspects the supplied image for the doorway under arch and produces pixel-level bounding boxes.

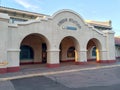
[59,36,80,64]
[20,33,49,65]
[87,38,101,62]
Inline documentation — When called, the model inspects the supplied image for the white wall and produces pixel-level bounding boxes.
[0,10,116,69]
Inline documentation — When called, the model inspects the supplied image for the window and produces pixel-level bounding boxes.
[9,17,27,23]
[67,47,75,58]
[20,45,34,60]
[92,47,96,57]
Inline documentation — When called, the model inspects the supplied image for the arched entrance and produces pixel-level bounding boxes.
[59,36,80,64]
[87,38,101,62]
[115,46,120,60]
[20,33,49,65]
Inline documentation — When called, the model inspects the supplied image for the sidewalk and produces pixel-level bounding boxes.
[0,62,119,81]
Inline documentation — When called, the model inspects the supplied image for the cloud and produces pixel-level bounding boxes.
[14,0,41,11]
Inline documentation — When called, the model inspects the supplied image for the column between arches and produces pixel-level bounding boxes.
[47,49,60,68]
[75,50,87,65]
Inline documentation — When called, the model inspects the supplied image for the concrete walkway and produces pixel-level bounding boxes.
[0,62,119,81]
[0,62,120,90]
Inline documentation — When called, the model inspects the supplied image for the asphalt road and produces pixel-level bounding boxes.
[1,63,120,90]
[11,76,69,90]
[9,76,120,90]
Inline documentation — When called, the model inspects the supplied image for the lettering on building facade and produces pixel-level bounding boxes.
[57,18,81,30]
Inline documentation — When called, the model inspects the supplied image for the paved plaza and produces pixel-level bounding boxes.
[1,62,120,90]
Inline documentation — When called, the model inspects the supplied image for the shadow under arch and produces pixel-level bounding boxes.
[52,9,86,24]
[86,38,102,62]
[19,33,50,49]
[19,33,50,65]
[59,36,80,63]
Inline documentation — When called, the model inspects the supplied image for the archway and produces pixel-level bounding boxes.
[20,33,49,65]
[87,38,101,62]
[115,46,120,60]
[59,36,80,64]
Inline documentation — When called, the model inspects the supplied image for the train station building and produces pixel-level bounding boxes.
[0,7,116,73]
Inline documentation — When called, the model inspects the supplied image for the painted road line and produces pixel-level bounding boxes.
[0,64,120,81]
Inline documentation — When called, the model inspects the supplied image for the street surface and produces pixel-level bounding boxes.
[1,62,120,90]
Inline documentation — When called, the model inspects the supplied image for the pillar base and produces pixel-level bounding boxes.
[0,68,7,74]
[7,66,20,73]
[97,60,116,63]
[47,63,60,68]
[75,62,88,65]
[0,66,20,74]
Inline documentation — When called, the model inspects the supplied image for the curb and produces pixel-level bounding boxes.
[0,64,120,81]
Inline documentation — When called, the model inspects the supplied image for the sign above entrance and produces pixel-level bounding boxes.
[57,18,81,30]
[62,26,77,30]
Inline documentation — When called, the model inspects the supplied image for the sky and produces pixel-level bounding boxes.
[0,0,120,36]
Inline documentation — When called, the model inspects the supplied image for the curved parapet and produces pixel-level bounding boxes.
[52,9,86,24]
[51,9,88,29]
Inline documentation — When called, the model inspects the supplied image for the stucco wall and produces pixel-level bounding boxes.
[0,10,116,71]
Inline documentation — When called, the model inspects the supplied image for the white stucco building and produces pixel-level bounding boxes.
[0,7,116,73]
